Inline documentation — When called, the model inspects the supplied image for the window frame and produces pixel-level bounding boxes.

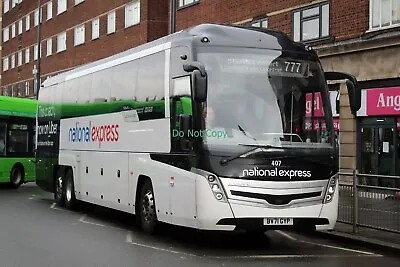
[4,0,10,13]
[3,57,9,72]
[57,0,67,15]
[107,11,116,34]
[47,38,52,56]
[251,18,268,28]
[74,24,85,46]
[92,18,100,40]
[3,26,9,42]
[369,0,400,30]
[25,47,30,63]
[18,20,23,35]
[10,54,15,69]
[17,51,22,66]
[47,1,53,21]
[25,14,30,31]
[292,2,330,42]
[125,1,140,28]
[11,23,16,38]
[178,0,199,9]
[57,31,67,53]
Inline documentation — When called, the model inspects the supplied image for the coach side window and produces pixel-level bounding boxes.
[111,60,137,102]
[135,52,166,120]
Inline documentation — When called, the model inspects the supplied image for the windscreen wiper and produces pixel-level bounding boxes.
[220,143,286,165]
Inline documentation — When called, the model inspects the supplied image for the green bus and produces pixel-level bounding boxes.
[0,96,37,188]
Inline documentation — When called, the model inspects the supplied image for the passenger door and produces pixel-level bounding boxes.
[0,123,6,180]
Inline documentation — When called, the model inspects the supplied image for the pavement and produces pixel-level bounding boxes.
[313,222,400,256]
[1,183,400,267]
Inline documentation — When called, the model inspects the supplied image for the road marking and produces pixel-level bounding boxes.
[50,203,64,211]
[275,230,297,241]
[275,230,380,256]
[125,231,197,257]
[79,214,106,227]
[211,254,382,259]
[300,240,379,255]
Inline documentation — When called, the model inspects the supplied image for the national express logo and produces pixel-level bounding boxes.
[242,167,311,179]
[68,122,120,144]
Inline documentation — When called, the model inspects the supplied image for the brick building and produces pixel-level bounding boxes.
[2,0,400,181]
[1,0,168,98]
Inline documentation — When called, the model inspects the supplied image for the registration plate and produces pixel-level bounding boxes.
[263,218,293,225]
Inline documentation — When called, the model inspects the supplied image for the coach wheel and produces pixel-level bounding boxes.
[65,168,77,210]
[139,180,158,234]
[55,169,66,207]
[10,166,24,188]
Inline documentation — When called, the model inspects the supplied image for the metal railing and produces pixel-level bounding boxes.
[338,170,400,234]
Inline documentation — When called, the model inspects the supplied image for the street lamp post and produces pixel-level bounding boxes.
[36,0,42,100]
[170,0,176,34]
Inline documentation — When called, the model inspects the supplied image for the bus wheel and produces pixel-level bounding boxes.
[139,180,158,234]
[55,169,66,207]
[64,168,77,210]
[10,166,24,188]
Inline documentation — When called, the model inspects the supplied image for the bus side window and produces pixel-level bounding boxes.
[0,124,6,156]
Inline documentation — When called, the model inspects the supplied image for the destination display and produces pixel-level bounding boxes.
[217,55,310,77]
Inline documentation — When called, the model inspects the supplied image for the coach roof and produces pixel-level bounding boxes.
[42,23,310,87]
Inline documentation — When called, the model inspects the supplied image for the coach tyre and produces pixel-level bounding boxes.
[65,168,77,209]
[10,165,24,188]
[55,169,66,206]
[139,180,158,234]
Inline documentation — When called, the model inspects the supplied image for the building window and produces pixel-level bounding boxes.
[46,39,52,56]
[92,18,99,39]
[18,20,23,35]
[293,2,329,42]
[178,0,199,8]
[11,23,16,38]
[47,1,53,20]
[25,81,29,96]
[26,14,30,31]
[34,9,39,26]
[370,0,400,29]
[4,0,9,13]
[2,57,9,72]
[125,1,140,28]
[74,24,85,46]
[57,0,67,14]
[107,11,116,34]
[17,51,22,66]
[25,47,30,63]
[252,18,268,28]
[3,27,9,42]
[11,0,17,8]
[57,32,67,52]
[34,44,38,60]
[11,54,15,69]
[2,87,8,96]
[75,0,84,5]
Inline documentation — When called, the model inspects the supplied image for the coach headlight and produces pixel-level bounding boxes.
[323,174,338,204]
[192,169,228,203]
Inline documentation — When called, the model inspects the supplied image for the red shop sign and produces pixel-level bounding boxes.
[366,87,400,116]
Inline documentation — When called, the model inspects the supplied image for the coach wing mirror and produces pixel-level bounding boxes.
[324,71,361,115]
[183,62,208,102]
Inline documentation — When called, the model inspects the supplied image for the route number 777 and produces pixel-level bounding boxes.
[284,61,302,73]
